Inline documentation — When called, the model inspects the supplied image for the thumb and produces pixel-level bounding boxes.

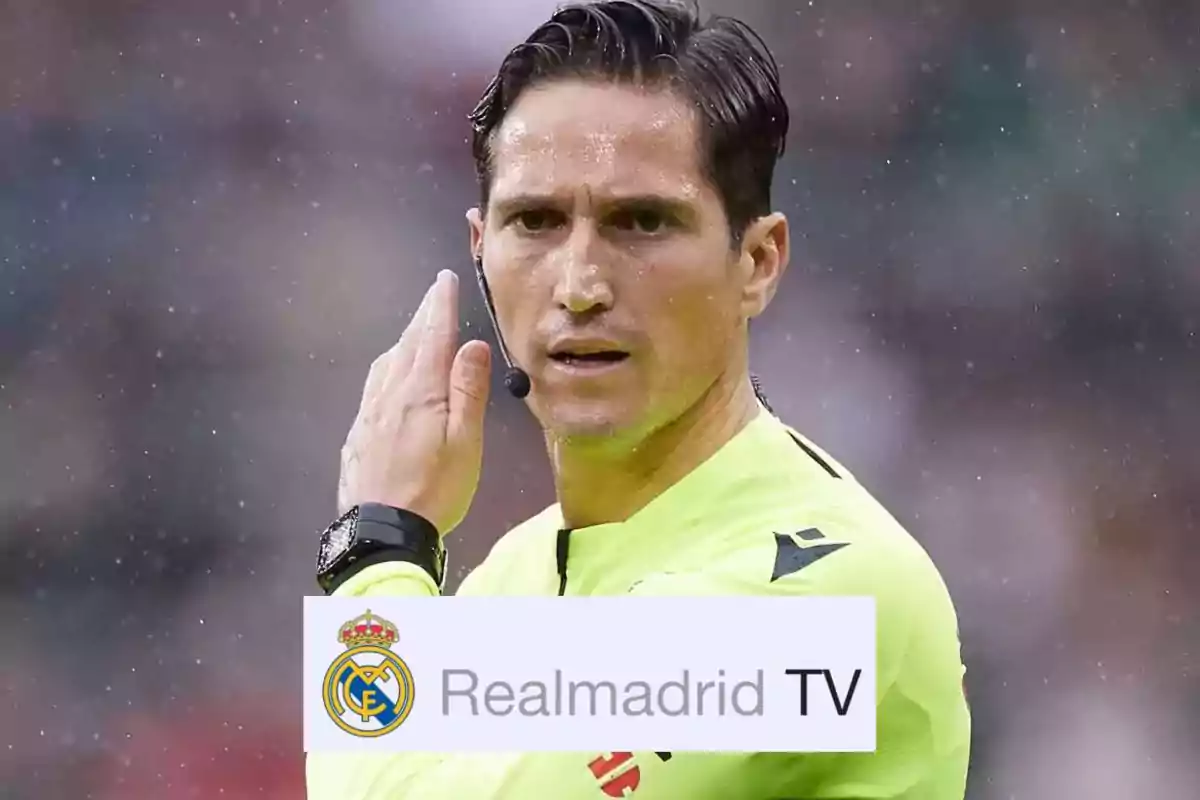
[447,340,492,448]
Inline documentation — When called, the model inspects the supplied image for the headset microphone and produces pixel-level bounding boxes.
[472,257,531,399]
[503,362,532,400]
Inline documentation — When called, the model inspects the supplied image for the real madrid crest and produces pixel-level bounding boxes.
[322,610,415,737]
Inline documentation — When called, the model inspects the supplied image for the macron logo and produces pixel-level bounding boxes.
[770,529,848,582]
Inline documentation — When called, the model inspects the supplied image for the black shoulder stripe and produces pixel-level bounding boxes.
[787,432,841,479]
[555,529,571,596]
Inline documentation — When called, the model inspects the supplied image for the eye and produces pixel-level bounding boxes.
[510,209,566,233]
[609,207,672,235]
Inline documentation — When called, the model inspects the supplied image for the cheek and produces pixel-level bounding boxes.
[489,260,543,337]
[640,271,740,369]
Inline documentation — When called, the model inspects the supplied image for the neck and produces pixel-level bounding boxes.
[548,372,761,530]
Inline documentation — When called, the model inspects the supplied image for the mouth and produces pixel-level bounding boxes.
[547,350,631,370]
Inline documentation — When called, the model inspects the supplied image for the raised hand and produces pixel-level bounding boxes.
[338,270,492,536]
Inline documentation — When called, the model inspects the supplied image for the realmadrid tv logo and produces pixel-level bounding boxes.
[322,610,415,737]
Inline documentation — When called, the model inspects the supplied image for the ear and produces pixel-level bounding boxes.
[736,212,790,320]
[466,207,485,263]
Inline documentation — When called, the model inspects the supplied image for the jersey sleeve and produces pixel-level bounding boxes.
[626,521,963,692]
[328,511,551,600]
[769,528,970,799]
[629,518,970,798]
[306,562,440,799]
[328,560,441,598]
[307,518,555,800]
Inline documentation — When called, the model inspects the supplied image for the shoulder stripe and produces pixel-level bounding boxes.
[787,432,841,479]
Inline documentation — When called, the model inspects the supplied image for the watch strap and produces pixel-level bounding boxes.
[318,503,445,595]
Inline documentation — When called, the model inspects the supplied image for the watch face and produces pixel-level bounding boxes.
[316,508,358,574]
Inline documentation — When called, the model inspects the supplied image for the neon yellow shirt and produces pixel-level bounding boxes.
[307,409,971,799]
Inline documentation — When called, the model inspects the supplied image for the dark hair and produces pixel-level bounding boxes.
[468,0,788,242]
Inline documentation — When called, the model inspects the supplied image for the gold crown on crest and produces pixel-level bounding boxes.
[339,610,399,649]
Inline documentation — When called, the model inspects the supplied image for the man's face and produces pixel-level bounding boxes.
[468,80,776,443]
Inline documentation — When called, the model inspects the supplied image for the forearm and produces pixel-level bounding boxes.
[333,561,440,597]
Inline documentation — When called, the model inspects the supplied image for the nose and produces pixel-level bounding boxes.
[551,225,614,315]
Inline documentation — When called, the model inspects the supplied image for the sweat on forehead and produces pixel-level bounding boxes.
[486,81,706,200]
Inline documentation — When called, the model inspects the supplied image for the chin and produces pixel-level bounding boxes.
[538,399,641,444]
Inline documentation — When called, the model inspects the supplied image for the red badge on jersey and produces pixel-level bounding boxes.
[588,751,641,797]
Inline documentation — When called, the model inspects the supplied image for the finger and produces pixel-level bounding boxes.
[388,280,438,382]
[447,339,492,451]
[358,350,393,420]
[365,283,434,413]
[411,270,459,402]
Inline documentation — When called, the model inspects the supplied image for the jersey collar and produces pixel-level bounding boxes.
[552,405,797,575]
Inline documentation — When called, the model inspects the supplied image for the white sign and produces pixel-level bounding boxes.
[303,596,875,753]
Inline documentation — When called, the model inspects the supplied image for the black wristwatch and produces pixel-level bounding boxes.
[316,503,446,594]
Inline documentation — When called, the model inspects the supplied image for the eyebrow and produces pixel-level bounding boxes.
[490,193,698,221]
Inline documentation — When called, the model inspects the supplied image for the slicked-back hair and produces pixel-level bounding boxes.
[468,0,789,244]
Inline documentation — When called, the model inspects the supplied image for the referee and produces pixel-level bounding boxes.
[308,2,970,798]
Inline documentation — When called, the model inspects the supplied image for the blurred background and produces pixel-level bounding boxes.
[0,0,1196,797]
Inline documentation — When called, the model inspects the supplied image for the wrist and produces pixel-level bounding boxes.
[316,503,446,594]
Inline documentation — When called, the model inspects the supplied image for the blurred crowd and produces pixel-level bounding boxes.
[1,1,1196,798]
